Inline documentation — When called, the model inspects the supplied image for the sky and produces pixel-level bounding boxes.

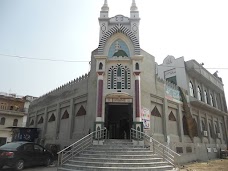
[0,0,228,99]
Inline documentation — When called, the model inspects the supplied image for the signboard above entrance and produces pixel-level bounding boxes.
[106,98,132,103]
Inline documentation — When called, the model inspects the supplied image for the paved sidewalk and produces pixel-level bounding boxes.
[1,161,57,171]
[180,159,228,171]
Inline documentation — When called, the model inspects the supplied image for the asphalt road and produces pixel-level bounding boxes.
[0,166,57,171]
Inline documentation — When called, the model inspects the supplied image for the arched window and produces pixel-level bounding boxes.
[117,66,122,89]
[204,90,208,104]
[189,81,194,97]
[110,69,114,89]
[107,64,131,90]
[13,119,18,126]
[201,120,206,131]
[209,123,213,138]
[220,122,226,140]
[197,86,202,101]
[182,115,189,135]
[193,119,199,137]
[99,62,103,70]
[117,67,121,77]
[210,94,214,106]
[215,122,219,133]
[0,117,6,125]
[135,63,139,70]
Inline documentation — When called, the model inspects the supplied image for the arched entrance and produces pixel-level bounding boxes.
[104,93,133,139]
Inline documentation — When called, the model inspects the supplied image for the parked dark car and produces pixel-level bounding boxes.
[0,141,53,170]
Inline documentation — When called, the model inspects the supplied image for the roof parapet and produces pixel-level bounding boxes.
[34,72,90,101]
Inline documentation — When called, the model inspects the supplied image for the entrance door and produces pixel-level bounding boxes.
[105,103,133,139]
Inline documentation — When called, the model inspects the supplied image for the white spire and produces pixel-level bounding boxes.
[130,0,138,11]
[101,0,109,11]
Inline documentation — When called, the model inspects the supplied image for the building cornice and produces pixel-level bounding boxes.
[189,98,228,116]
[0,109,25,116]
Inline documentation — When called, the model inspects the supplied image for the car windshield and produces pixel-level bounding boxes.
[0,142,23,149]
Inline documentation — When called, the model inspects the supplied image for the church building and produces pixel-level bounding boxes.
[28,0,228,163]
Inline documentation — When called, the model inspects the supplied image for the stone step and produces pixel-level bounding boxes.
[73,156,163,163]
[81,150,154,155]
[104,139,132,142]
[104,140,133,145]
[92,144,144,148]
[95,144,137,148]
[60,164,174,171]
[87,147,150,151]
[58,167,175,171]
[58,139,175,171]
[67,160,170,167]
[79,153,160,159]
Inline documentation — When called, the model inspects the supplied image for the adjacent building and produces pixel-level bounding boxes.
[0,92,36,146]
[27,0,228,163]
[157,56,228,161]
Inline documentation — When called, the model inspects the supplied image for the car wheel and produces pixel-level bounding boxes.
[44,157,51,167]
[14,159,24,171]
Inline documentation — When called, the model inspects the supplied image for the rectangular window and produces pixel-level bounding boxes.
[117,82,121,89]
[186,147,192,153]
[176,147,183,154]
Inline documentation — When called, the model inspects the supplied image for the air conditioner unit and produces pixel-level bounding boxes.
[203,131,208,137]
[217,133,221,138]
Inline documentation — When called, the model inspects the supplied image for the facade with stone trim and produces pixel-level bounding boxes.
[28,0,228,163]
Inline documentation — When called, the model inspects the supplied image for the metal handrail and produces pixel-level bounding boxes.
[130,128,181,167]
[57,127,107,166]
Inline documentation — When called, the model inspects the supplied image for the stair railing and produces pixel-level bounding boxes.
[57,127,107,166]
[130,128,181,167]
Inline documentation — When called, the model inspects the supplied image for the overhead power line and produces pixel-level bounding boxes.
[0,52,228,70]
[0,53,89,63]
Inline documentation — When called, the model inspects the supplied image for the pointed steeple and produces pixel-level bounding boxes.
[130,0,138,11]
[100,0,109,18]
[101,0,109,12]
[130,0,139,19]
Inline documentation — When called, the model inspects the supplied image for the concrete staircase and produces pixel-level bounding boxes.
[58,139,176,171]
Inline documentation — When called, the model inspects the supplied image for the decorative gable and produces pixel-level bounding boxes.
[38,117,44,124]
[98,24,140,55]
[61,110,69,119]
[169,111,176,121]
[76,105,86,116]
[151,106,161,117]
[30,119,34,126]
[48,113,56,122]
